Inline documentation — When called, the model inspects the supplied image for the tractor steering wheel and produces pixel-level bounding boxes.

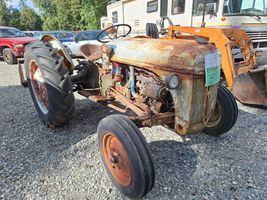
[97,24,132,43]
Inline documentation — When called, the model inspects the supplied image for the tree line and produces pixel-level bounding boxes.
[0,0,109,31]
[0,0,42,30]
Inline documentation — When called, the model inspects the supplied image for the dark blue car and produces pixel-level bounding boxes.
[46,31,75,44]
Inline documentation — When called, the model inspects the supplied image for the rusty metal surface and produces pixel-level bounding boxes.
[166,25,267,107]
[168,75,194,135]
[79,67,218,135]
[79,37,218,135]
[204,84,218,123]
[110,38,216,75]
[165,74,217,135]
[77,34,219,135]
[89,95,113,102]
[78,90,113,103]
[29,60,49,114]
[129,112,175,127]
[18,59,28,87]
[166,26,256,89]
[78,90,100,97]
[232,70,267,106]
[107,103,127,113]
[109,88,147,116]
[80,44,103,61]
[100,74,113,96]
[101,133,132,187]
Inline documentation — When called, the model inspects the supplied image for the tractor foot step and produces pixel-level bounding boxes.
[78,90,113,102]
[89,95,113,102]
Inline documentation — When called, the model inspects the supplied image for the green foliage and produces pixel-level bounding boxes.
[42,17,58,31]
[0,0,10,26]
[0,0,108,31]
[8,9,22,29]
[69,0,83,30]
[20,7,42,30]
[33,0,108,31]
[32,0,56,16]
[54,0,73,30]
[81,0,108,30]
[19,0,27,9]
[0,0,42,31]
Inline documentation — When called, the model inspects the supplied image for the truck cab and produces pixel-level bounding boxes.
[191,0,267,52]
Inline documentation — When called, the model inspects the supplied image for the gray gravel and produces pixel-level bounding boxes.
[0,59,267,200]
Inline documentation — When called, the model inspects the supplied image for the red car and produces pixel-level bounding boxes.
[0,26,38,64]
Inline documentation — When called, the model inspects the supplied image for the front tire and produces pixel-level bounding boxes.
[203,84,238,136]
[24,41,75,127]
[3,48,17,64]
[97,115,155,199]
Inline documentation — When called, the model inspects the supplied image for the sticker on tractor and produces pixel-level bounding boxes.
[205,50,221,86]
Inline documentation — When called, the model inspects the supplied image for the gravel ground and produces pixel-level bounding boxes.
[0,59,266,200]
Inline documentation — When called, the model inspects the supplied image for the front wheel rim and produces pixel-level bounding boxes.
[206,102,222,128]
[29,60,49,114]
[102,133,132,187]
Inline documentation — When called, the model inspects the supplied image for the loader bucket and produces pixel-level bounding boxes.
[232,67,267,106]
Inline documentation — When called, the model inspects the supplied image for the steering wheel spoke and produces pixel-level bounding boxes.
[107,35,114,41]
[97,24,132,43]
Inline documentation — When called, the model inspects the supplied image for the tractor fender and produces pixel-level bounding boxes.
[41,34,74,72]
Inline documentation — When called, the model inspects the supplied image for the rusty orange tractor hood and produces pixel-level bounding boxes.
[109,38,216,75]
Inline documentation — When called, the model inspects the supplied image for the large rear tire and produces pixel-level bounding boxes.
[24,41,75,127]
[97,114,155,199]
[203,84,238,136]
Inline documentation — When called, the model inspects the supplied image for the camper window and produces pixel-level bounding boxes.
[193,0,218,16]
[172,0,185,14]
[112,11,118,23]
[147,0,158,13]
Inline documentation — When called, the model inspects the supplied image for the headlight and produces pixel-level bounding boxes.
[165,74,179,89]
[14,44,24,49]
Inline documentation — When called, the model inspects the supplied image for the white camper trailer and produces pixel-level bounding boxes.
[102,0,267,52]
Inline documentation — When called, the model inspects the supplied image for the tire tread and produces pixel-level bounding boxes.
[24,41,74,127]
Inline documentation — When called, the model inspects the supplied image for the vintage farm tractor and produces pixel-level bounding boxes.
[24,24,238,198]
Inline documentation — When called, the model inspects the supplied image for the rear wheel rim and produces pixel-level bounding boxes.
[102,133,132,187]
[29,60,49,114]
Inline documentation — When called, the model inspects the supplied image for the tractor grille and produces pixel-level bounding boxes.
[246,31,267,49]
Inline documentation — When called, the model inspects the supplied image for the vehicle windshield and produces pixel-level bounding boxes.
[75,31,105,41]
[0,28,26,38]
[48,32,74,39]
[34,32,45,38]
[223,0,267,16]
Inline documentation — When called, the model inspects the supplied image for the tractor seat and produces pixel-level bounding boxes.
[80,44,103,61]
